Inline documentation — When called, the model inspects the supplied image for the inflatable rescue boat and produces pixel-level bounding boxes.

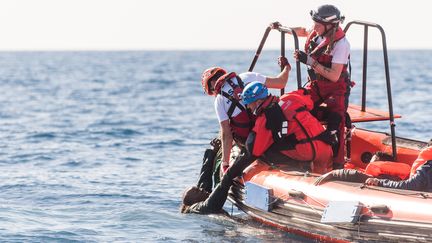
[227,21,432,242]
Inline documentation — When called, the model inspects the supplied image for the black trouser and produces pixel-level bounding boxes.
[189,148,255,214]
[196,149,216,193]
[260,147,311,171]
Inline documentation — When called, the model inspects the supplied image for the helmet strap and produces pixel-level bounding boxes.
[321,23,336,37]
[252,99,264,116]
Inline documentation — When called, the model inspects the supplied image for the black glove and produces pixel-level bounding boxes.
[297,50,309,64]
[210,137,221,152]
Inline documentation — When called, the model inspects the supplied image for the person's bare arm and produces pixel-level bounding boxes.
[264,57,291,88]
[220,120,233,168]
[311,62,344,82]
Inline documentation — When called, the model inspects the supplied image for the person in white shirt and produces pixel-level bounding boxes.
[200,56,290,173]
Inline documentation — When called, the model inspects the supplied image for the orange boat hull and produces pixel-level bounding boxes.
[228,128,432,242]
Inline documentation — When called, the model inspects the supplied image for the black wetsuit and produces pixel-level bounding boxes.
[185,132,313,214]
[196,148,217,194]
[184,148,255,214]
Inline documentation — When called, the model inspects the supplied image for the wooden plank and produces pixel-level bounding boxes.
[348,104,401,123]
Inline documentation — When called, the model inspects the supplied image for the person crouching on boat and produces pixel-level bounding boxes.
[201,57,290,174]
[241,82,333,174]
[293,4,351,169]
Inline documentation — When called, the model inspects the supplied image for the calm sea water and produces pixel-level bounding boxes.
[0,50,431,242]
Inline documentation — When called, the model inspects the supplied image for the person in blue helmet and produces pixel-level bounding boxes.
[241,82,333,174]
[181,82,333,214]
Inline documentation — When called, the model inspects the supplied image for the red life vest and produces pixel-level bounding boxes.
[279,90,329,162]
[365,161,411,180]
[253,90,332,169]
[410,146,432,177]
[364,146,432,180]
[305,27,351,101]
[214,72,254,144]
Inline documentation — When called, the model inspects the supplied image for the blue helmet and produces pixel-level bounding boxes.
[241,81,269,105]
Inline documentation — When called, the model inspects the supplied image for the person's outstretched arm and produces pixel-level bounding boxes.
[367,161,432,192]
[264,57,291,89]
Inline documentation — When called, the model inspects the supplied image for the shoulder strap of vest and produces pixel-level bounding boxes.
[295,106,308,113]
[221,91,246,118]
[264,102,287,143]
[216,72,248,119]
[214,72,237,94]
[226,74,244,89]
[293,115,317,163]
[310,27,345,56]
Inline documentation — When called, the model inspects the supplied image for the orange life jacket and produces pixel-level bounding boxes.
[253,90,330,163]
[364,145,432,180]
[410,146,432,177]
[365,161,411,180]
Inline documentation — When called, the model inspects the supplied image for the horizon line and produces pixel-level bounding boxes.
[0,48,431,52]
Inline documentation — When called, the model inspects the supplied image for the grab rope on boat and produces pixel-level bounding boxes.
[300,198,324,217]
[360,184,430,199]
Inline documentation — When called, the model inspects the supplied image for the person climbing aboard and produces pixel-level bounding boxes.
[180,145,257,214]
[181,81,334,214]
[293,4,351,169]
[201,56,290,174]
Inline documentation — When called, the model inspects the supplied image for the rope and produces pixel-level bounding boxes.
[300,198,324,216]
[267,189,326,217]
[304,193,327,207]
[361,184,431,199]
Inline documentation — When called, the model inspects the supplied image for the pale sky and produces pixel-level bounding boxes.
[0,0,430,51]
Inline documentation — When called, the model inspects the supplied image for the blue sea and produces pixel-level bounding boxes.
[0,50,431,242]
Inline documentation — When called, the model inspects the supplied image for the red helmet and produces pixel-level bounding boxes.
[201,67,226,96]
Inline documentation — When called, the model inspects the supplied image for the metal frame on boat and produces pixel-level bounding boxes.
[248,20,398,160]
